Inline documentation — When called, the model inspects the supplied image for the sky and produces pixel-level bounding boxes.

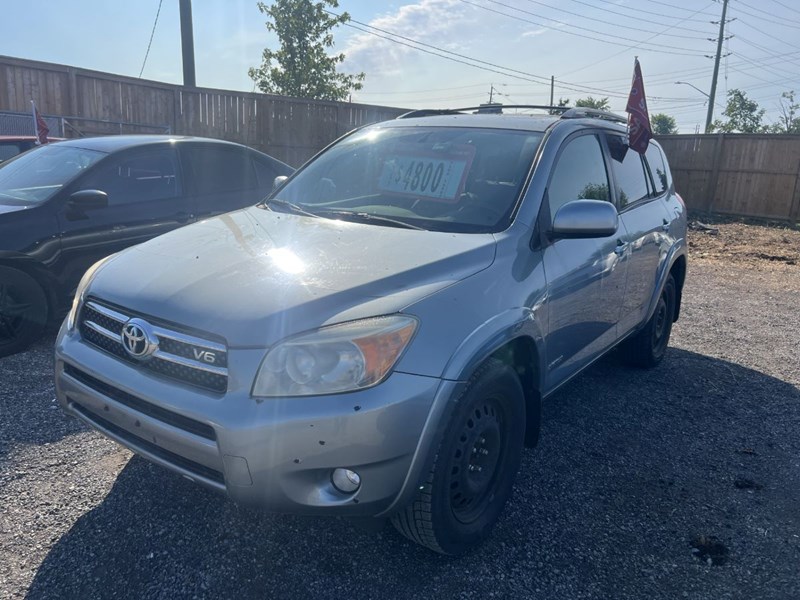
[1,0,798,133]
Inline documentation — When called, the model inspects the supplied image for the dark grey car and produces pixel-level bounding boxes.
[55,108,687,555]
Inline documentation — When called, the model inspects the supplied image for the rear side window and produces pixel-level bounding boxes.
[606,135,650,208]
[183,145,258,194]
[82,149,178,206]
[645,143,670,195]
[547,134,610,218]
[0,142,24,162]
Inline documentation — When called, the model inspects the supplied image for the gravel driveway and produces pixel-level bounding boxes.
[1,256,799,600]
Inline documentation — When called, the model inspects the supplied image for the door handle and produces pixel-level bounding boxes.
[614,241,629,256]
[661,219,670,232]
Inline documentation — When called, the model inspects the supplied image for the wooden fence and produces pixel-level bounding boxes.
[657,133,800,222]
[0,55,406,166]
[3,56,800,221]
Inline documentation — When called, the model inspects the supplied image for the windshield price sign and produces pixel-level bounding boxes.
[378,144,475,203]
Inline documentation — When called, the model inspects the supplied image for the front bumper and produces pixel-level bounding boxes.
[55,325,441,516]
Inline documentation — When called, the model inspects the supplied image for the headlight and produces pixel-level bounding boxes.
[252,315,418,397]
[66,254,116,332]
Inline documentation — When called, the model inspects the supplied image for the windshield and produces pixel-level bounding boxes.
[0,144,106,205]
[268,126,543,233]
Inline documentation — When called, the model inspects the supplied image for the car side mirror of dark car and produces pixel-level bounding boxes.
[550,199,618,239]
[273,175,288,192]
[69,189,109,211]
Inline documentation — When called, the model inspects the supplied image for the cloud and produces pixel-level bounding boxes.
[342,0,479,77]
[521,28,547,38]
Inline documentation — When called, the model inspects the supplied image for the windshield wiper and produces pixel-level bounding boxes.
[313,209,425,230]
[263,198,318,218]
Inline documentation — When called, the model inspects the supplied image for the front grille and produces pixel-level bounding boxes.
[63,364,216,441]
[70,400,225,485]
[78,299,228,393]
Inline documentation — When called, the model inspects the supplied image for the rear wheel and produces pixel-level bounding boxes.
[391,358,525,555]
[0,267,48,358]
[621,273,676,368]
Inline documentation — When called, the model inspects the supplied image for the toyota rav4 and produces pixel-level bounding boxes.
[55,106,687,555]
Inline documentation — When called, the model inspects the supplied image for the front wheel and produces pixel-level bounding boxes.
[0,267,49,358]
[621,273,676,368]
[391,358,525,555]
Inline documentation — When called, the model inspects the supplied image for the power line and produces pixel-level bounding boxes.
[519,0,711,38]
[556,1,716,77]
[463,0,709,55]
[738,0,800,25]
[730,2,800,30]
[567,0,716,24]
[338,18,550,85]
[139,0,164,78]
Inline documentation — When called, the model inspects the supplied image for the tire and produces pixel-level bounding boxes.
[621,273,676,368]
[391,358,526,555]
[0,267,49,358]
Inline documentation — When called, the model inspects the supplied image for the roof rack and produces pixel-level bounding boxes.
[396,105,569,119]
[560,107,627,124]
[395,105,628,124]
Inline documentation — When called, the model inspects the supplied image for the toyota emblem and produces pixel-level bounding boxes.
[121,318,158,359]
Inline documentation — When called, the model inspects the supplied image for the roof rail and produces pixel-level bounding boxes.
[396,105,569,119]
[396,109,464,119]
[561,107,627,124]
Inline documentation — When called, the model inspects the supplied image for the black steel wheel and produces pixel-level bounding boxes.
[392,358,526,555]
[0,267,48,358]
[621,273,676,368]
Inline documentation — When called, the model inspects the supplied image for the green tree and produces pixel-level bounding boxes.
[773,91,800,134]
[650,113,678,135]
[711,89,767,133]
[549,96,570,115]
[575,96,610,110]
[248,0,365,101]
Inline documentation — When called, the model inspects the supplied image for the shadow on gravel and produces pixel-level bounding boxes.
[26,348,800,600]
[0,334,85,462]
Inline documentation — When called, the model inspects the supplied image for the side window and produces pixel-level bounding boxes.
[606,135,650,208]
[645,143,670,196]
[184,145,258,194]
[82,149,178,206]
[547,134,610,218]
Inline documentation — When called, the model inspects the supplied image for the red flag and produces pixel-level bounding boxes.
[31,101,50,145]
[625,59,652,154]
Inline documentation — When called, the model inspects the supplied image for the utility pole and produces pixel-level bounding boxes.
[705,0,729,133]
[179,0,196,87]
[549,75,554,107]
[489,84,495,104]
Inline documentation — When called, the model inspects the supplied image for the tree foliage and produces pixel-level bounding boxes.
[773,91,800,134]
[711,89,767,133]
[248,0,365,101]
[650,113,678,135]
[575,96,610,110]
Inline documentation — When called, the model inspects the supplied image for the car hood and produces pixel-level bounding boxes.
[90,207,497,347]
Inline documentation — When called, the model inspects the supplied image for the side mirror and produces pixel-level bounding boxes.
[551,199,618,238]
[69,189,108,211]
[273,175,288,192]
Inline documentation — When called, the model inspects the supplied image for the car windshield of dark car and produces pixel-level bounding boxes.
[0,145,106,205]
[268,126,543,233]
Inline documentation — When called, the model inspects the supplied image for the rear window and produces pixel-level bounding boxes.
[645,143,670,195]
[606,135,650,208]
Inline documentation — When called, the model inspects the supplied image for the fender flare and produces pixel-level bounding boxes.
[379,308,546,517]
[643,240,687,325]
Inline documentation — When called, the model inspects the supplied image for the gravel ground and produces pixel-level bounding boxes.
[2,233,799,599]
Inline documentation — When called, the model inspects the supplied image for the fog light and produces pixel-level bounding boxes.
[331,468,361,493]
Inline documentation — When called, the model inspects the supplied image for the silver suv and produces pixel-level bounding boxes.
[55,107,687,555]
